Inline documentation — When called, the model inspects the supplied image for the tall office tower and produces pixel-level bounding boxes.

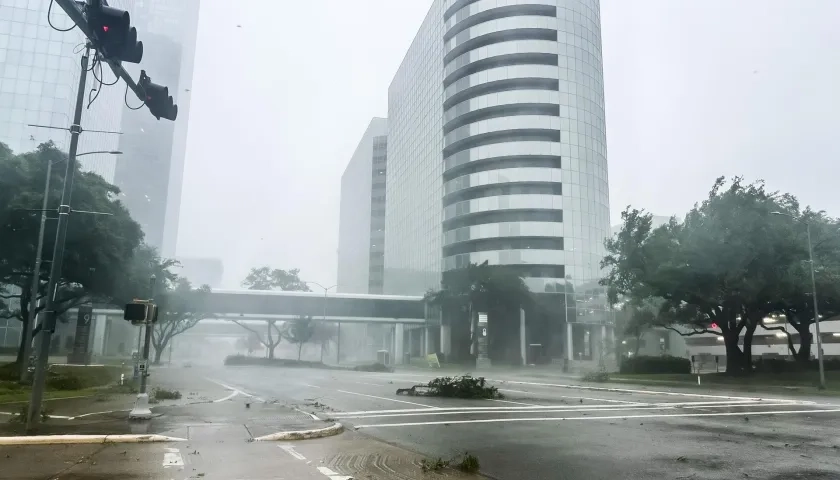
[0,0,133,181]
[337,118,388,294]
[385,0,611,362]
[114,0,200,256]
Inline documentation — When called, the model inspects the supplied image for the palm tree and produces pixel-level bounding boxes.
[425,261,532,362]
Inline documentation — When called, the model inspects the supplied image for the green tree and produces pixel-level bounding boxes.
[151,278,213,364]
[425,261,532,363]
[233,266,311,359]
[241,266,310,291]
[285,315,316,361]
[602,177,826,374]
[0,142,143,363]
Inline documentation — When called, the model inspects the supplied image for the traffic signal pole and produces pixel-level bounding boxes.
[129,275,155,420]
[26,45,91,433]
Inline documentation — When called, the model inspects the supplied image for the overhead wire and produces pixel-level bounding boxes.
[47,0,76,32]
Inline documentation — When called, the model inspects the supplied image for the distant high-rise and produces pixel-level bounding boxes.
[337,118,388,294]
[114,0,200,256]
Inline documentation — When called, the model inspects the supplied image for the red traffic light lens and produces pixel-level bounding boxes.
[710,323,718,329]
[103,25,109,32]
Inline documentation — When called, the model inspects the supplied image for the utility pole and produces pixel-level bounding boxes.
[806,224,827,390]
[20,159,53,383]
[305,282,337,363]
[26,45,91,433]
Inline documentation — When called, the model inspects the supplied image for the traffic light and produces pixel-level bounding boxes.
[139,70,178,121]
[86,4,143,63]
[124,301,158,325]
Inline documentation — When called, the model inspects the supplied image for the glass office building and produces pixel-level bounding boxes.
[384,0,612,362]
[0,0,132,181]
[338,118,388,294]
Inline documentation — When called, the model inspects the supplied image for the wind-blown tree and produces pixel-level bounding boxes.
[285,315,316,361]
[233,266,311,359]
[425,261,532,363]
[241,266,310,291]
[760,210,840,361]
[0,142,143,364]
[602,177,827,373]
[152,278,213,364]
[310,321,337,362]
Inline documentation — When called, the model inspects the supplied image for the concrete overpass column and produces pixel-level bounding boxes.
[520,309,526,366]
[440,324,451,356]
[424,327,432,356]
[394,323,404,364]
[566,323,574,361]
[92,314,107,357]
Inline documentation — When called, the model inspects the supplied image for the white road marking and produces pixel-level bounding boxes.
[353,381,385,387]
[335,389,439,408]
[497,388,644,405]
[489,379,789,402]
[332,400,774,417]
[162,447,184,468]
[213,390,240,403]
[490,398,537,406]
[302,383,322,389]
[317,466,353,480]
[279,445,306,460]
[69,410,124,420]
[207,379,266,402]
[355,407,840,429]
[336,402,802,420]
[293,407,321,421]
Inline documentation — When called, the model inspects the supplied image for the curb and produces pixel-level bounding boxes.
[254,422,344,441]
[0,434,187,445]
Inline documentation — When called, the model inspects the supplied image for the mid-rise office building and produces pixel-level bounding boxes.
[337,118,388,294]
[387,0,611,363]
[338,0,611,364]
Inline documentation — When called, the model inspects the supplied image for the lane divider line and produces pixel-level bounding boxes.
[335,389,439,409]
[354,407,840,429]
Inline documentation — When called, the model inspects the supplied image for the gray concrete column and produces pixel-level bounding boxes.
[92,314,108,356]
[520,308,526,365]
[394,323,405,364]
[566,322,574,361]
[424,327,433,356]
[440,324,451,355]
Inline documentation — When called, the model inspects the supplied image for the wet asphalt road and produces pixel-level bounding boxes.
[206,365,840,480]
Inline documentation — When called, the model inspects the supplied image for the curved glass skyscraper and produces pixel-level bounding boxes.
[380,0,610,363]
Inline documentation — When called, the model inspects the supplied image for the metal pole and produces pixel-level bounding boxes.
[21,159,53,382]
[27,46,90,432]
[139,275,156,394]
[806,224,826,389]
[337,322,341,365]
[322,289,327,362]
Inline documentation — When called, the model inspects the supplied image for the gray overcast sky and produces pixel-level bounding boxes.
[175,0,840,289]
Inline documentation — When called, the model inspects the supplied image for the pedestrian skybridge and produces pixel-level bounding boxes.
[204,289,427,324]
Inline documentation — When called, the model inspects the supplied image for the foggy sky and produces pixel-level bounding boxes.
[176,0,840,289]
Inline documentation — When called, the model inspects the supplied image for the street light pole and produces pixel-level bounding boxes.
[305,282,337,363]
[772,211,826,389]
[805,223,827,389]
[26,45,91,432]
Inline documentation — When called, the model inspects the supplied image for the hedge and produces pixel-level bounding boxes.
[753,357,840,374]
[620,355,691,374]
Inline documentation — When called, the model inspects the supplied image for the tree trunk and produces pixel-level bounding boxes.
[16,319,28,365]
[742,323,757,373]
[153,347,164,365]
[267,345,276,359]
[723,332,744,375]
[298,343,303,361]
[634,333,642,356]
[797,330,812,361]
